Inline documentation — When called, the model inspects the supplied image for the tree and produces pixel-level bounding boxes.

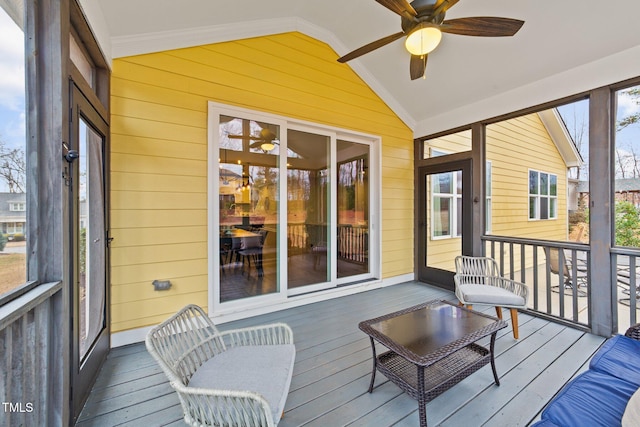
[615,201,640,247]
[618,87,640,131]
[0,138,26,193]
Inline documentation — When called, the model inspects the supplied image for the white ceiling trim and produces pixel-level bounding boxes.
[110,16,416,130]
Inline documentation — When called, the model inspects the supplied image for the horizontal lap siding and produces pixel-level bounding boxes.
[487,113,568,242]
[110,32,413,332]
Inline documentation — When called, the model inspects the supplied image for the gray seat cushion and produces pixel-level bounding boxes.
[188,344,296,425]
[458,284,526,307]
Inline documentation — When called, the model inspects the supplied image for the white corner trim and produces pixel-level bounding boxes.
[110,17,416,130]
[110,273,415,348]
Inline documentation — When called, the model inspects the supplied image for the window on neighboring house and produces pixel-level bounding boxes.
[6,222,23,234]
[529,170,557,220]
[9,202,25,211]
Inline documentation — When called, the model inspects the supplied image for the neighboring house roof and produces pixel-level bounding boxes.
[538,109,583,169]
[0,192,27,224]
[576,179,640,193]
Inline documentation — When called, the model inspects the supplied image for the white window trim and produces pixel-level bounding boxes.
[528,168,558,221]
[9,202,25,212]
[429,148,462,240]
[207,101,381,318]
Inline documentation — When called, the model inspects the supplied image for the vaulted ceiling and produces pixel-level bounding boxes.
[84,0,640,136]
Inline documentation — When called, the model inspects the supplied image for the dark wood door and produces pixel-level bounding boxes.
[70,82,110,420]
[417,159,473,290]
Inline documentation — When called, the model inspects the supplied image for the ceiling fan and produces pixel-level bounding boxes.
[337,0,524,80]
[226,128,279,151]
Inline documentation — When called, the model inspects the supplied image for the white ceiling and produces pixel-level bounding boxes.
[86,0,640,136]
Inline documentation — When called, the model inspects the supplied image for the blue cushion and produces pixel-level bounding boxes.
[590,334,640,387]
[540,370,638,427]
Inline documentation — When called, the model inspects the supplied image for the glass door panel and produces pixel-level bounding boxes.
[418,160,472,290]
[287,129,330,289]
[78,119,106,361]
[337,140,370,278]
[70,83,109,420]
[218,116,280,303]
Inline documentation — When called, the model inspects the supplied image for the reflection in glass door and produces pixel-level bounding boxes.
[218,115,280,303]
[337,140,370,279]
[287,129,331,290]
[78,119,107,360]
[211,104,378,304]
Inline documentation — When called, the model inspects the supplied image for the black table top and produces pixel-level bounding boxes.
[359,300,507,366]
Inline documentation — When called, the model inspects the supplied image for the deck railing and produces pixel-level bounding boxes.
[611,247,640,330]
[0,282,64,426]
[287,223,368,264]
[483,236,591,328]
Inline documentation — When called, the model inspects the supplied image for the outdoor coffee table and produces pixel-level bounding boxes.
[359,300,508,427]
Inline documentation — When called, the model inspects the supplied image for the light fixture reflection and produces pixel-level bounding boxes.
[405,25,442,56]
[261,141,275,151]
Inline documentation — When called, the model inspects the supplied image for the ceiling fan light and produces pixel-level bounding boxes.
[405,26,442,56]
[261,141,275,151]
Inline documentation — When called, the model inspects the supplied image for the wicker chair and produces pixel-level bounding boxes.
[145,304,295,427]
[454,256,529,339]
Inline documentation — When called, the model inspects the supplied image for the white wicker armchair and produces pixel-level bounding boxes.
[145,304,295,427]
[454,256,529,339]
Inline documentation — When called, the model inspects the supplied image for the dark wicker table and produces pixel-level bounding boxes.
[359,300,508,427]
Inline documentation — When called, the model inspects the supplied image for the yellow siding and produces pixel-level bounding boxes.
[424,115,569,271]
[487,113,568,241]
[110,32,413,332]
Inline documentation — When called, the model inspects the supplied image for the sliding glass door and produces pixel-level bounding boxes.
[209,103,378,310]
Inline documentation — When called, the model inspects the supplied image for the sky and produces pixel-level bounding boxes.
[0,8,25,193]
[557,89,640,181]
[0,9,25,150]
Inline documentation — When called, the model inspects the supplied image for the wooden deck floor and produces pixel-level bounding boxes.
[76,282,606,427]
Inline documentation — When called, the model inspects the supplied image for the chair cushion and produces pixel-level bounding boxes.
[540,370,638,427]
[589,334,640,387]
[188,344,296,425]
[457,284,526,307]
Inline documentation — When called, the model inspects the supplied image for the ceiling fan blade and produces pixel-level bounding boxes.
[409,54,427,80]
[440,17,525,37]
[432,0,460,16]
[375,0,417,20]
[338,31,405,63]
[227,134,261,140]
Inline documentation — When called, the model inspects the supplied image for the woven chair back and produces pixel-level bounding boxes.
[455,256,500,279]
[146,304,225,385]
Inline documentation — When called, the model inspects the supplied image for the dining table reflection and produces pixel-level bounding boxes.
[220,227,264,276]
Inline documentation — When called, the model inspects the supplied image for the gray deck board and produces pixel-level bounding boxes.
[77,281,606,427]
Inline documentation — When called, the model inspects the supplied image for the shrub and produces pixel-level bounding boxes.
[11,233,25,242]
[0,233,6,252]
